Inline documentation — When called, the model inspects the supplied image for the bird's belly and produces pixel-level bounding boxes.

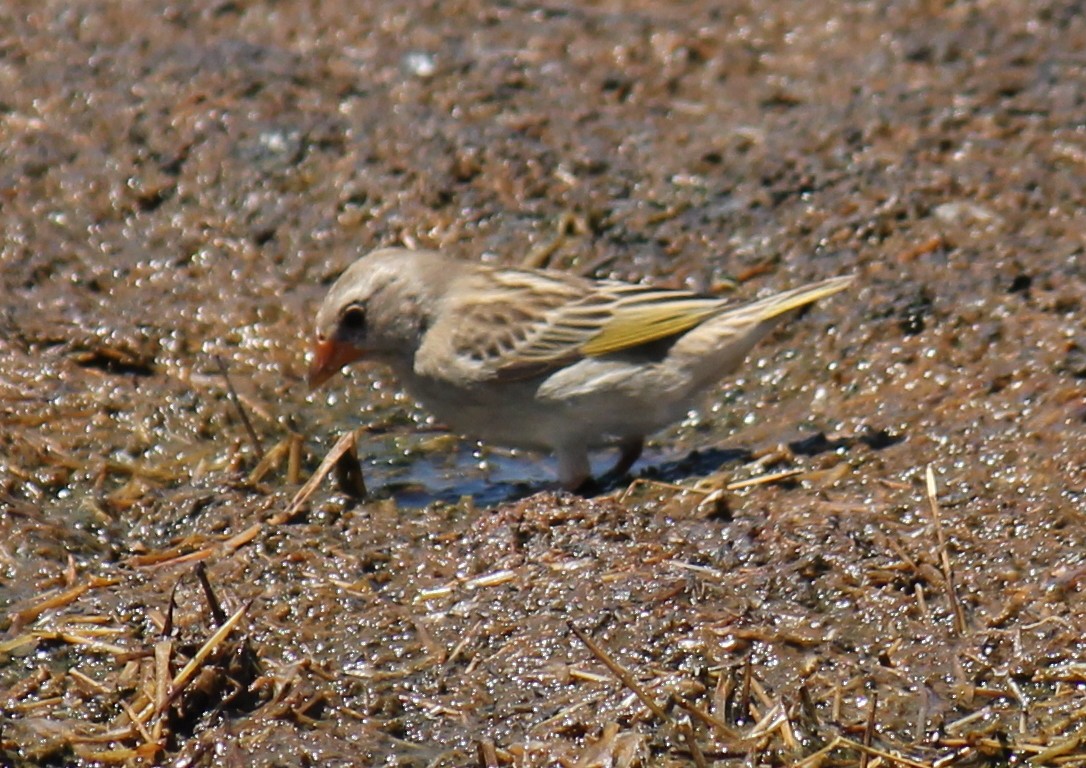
[414,390,599,451]
[405,364,694,451]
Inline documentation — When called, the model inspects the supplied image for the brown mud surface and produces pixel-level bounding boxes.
[2,1,1086,765]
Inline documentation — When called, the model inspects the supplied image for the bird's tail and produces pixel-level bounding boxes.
[671,274,855,386]
[734,275,856,323]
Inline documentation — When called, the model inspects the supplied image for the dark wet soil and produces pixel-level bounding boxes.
[3,1,1086,765]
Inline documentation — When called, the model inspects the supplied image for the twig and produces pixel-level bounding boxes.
[162,576,180,637]
[925,466,966,635]
[194,563,226,626]
[739,657,753,724]
[333,437,367,498]
[859,691,877,768]
[568,621,670,722]
[214,354,264,460]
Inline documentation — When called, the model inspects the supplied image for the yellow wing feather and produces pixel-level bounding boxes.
[580,275,854,358]
[579,300,725,356]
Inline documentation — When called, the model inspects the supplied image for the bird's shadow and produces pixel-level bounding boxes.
[376,427,902,509]
[603,427,903,494]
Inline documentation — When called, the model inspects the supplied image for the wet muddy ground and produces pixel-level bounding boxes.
[2,0,1086,765]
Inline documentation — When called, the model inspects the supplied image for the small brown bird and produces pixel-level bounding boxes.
[309,248,852,490]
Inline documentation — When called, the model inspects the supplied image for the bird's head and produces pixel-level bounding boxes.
[307,248,445,389]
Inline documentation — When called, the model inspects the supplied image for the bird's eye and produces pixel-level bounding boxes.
[341,305,366,332]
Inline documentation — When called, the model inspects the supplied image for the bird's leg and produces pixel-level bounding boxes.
[608,436,644,478]
[556,445,592,492]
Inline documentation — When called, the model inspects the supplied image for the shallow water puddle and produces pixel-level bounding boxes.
[352,434,689,507]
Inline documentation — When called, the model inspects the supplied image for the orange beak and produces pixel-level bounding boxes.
[307,338,365,390]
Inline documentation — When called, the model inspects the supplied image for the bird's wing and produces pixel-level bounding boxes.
[576,282,726,357]
[416,266,727,383]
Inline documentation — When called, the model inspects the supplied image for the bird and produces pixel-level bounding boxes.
[308,247,853,491]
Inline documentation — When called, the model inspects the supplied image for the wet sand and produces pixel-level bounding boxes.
[2,1,1085,765]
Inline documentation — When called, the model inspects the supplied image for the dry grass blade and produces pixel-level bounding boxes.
[925,466,966,635]
[747,699,788,739]
[247,437,291,485]
[521,211,576,268]
[679,716,710,768]
[269,430,358,525]
[127,547,215,570]
[287,433,303,484]
[51,631,129,655]
[125,547,202,568]
[674,697,743,743]
[221,523,263,553]
[1029,732,1086,763]
[121,699,155,745]
[795,736,844,768]
[152,640,172,745]
[72,745,149,762]
[574,722,620,767]
[142,601,251,721]
[0,667,48,707]
[725,468,805,491]
[477,738,499,768]
[617,476,690,503]
[11,577,120,628]
[0,633,40,655]
[837,735,935,768]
